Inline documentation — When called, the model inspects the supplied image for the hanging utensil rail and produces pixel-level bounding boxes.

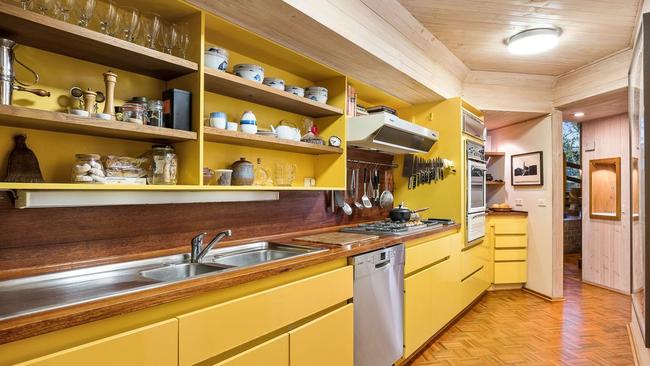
[347,159,398,168]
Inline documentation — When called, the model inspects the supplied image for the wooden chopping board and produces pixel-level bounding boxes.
[294,232,379,246]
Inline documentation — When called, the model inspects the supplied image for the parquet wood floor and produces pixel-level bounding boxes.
[408,276,633,366]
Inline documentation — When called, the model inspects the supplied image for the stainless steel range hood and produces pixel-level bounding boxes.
[347,112,438,155]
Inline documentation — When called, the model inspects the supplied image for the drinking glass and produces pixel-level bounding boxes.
[74,0,94,27]
[140,12,161,49]
[117,5,139,42]
[175,21,190,59]
[96,0,118,35]
[32,0,53,14]
[55,0,74,22]
[7,0,32,10]
[160,20,178,54]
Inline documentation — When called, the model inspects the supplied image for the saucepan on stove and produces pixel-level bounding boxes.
[389,202,429,222]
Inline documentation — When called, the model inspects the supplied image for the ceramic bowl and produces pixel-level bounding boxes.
[285,85,304,97]
[263,77,285,90]
[209,112,227,129]
[240,123,258,134]
[70,109,90,117]
[205,47,229,71]
[226,122,238,131]
[305,86,328,103]
[234,64,264,83]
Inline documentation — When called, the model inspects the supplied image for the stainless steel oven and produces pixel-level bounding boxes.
[466,140,486,242]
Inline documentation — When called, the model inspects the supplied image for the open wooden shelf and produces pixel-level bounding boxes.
[0,182,344,191]
[485,152,505,157]
[487,181,505,186]
[0,105,197,143]
[0,3,198,80]
[203,126,343,155]
[204,67,343,118]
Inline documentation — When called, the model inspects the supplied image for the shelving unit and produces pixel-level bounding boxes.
[204,68,343,118]
[0,105,197,143]
[486,181,505,186]
[203,127,342,155]
[486,151,506,206]
[0,3,198,80]
[0,182,343,191]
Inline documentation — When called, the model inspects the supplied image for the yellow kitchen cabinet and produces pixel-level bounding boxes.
[214,334,289,366]
[494,262,527,284]
[16,319,178,366]
[178,266,353,366]
[289,303,354,366]
[494,249,527,261]
[460,265,487,307]
[488,215,528,285]
[404,257,455,358]
[405,233,454,275]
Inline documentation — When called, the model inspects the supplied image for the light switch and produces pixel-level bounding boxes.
[515,199,524,206]
[537,198,547,207]
[585,141,596,151]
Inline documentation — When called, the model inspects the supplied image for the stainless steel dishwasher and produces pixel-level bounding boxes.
[350,243,405,366]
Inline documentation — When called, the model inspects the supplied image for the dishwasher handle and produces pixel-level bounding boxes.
[375,260,390,269]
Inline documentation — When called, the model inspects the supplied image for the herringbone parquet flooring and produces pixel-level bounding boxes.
[408,276,633,366]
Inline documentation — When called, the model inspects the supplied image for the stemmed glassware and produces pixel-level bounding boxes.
[160,20,178,54]
[54,0,74,22]
[74,0,94,27]
[32,0,53,14]
[140,12,161,50]
[9,0,32,10]
[117,5,139,42]
[96,0,118,35]
[175,22,190,59]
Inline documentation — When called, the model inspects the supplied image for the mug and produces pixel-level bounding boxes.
[227,122,238,131]
[209,112,227,129]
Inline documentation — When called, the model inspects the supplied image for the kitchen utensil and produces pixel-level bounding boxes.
[140,12,161,49]
[101,71,116,118]
[3,135,44,183]
[161,20,178,54]
[362,167,372,208]
[351,168,362,209]
[55,0,75,22]
[82,88,96,114]
[117,6,140,42]
[74,0,94,27]
[335,190,352,215]
[388,203,429,222]
[379,169,394,209]
[96,0,117,35]
[294,232,378,246]
[176,21,190,58]
[231,157,254,186]
[0,38,50,106]
[374,168,380,201]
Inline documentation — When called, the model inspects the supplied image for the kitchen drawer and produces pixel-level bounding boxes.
[405,233,456,275]
[491,219,527,235]
[493,234,527,248]
[494,261,527,284]
[17,319,178,366]
[214,334,288,366]
[178,266,353,366]
[460,265,487,308]
[494,248,527,261]
[460,240,489,279]
[289,303,353,366]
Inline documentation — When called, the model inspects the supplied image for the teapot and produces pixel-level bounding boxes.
[271,120,301,141]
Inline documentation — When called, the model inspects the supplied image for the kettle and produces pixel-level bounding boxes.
[0,38,50,105]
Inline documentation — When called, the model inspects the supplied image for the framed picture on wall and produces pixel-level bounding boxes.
[511,151,544,186]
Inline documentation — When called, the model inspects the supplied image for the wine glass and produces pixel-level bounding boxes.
[7,0,32,10]
[33,0,53,14]
[74,0,94,27]
[175,21,190,59]
[96,0,118,35]
[117,5,139,42]
[160,20,178,54]
[54,0,74,22]
[140,12,161,49]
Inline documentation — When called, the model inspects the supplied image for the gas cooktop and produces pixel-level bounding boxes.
[341,219,453,236]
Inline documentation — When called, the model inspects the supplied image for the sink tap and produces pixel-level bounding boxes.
[191,230,233,263]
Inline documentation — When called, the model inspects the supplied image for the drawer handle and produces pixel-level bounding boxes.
[461,265,484,282]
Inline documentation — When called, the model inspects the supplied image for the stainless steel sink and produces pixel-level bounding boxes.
[203,242,327,268]
[140,263,233,282]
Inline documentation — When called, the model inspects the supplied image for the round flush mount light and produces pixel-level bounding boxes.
[506,28,562,55]
[573,112,585,117]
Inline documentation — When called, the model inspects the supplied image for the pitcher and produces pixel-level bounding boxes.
[0,38,50,105]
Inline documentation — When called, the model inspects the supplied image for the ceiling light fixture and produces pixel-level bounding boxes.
[506,28,562,55]
[573,112,585,117]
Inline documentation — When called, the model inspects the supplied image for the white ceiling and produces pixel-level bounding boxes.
[560,88,628,123]
[398,0,641,75]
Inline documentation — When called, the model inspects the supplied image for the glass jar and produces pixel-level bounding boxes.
[121,102,146,124]
[147,100,164,127]
[72,154,106,184]
[151,145,177,185]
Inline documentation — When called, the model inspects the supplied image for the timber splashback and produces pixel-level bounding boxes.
[0,150,394,279]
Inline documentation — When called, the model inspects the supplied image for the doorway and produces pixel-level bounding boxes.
[563,121,582,281]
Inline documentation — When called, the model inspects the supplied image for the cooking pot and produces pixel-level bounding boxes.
[389,202,429,222]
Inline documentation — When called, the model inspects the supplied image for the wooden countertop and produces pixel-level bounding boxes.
[487,210,528,217]
[0,223,460,345]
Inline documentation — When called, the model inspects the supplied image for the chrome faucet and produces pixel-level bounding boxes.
[190,229,233,263]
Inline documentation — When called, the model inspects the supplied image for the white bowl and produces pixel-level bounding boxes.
[226,122,238,131]
[285,85,304,97]
[263,77,285,90]
[234,64,264,83]
[70,109,90,117]
[240,123,258,134]
[305,86,328,103]
[92,112,113,120]
[205,47,229,71]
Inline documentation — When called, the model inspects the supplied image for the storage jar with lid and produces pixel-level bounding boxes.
[72,154,106,184]
[147,100,164,127]
[231,157,254,185]
[151,145,177,185]
[121,102,146,124]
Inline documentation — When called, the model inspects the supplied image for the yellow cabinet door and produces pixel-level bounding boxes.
[405,233,455,275]
[494,261,527,284]
[460,266,486,308]
[289,304,354,366]
[17,319,178,366]
[404,264,434,357]
[214,334,288,366]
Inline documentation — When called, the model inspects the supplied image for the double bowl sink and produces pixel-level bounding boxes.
[0,242,327,320]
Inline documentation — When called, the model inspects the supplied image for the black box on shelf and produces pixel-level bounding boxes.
[162,88,191,131]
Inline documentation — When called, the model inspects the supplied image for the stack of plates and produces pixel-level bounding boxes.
[257,129,277,138]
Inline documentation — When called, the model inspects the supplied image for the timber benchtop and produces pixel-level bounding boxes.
[487,210,528,217]
[0,223,460,345]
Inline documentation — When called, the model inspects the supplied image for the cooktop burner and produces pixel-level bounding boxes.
[341,219,451,236]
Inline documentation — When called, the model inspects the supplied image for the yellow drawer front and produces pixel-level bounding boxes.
[17,319,178,366]
[494,262,527,284]
[493,234,527,248]
[405,233,455,275]
[214,334,288,366]
[404,263,434,357]
[460,266,487,308]
[178,266,353,366]
[492,219,527,234]
[289,303,354,366]
[494,249,527,261]
[460,240,489,279]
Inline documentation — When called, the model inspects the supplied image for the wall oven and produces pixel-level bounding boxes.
[466,140,486,242]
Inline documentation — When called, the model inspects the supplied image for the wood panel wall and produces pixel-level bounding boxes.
[581,113,631,293]
[0,150,393,280]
